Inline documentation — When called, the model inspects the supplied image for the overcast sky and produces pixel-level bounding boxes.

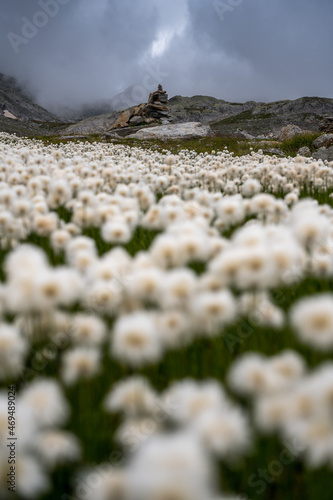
[1,0,332,114]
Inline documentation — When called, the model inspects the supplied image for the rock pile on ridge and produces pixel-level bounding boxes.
[110,84,171,130]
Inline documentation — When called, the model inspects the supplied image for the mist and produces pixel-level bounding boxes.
[1,0,332,116]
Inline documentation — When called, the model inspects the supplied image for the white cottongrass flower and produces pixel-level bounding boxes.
[112,312,163,366]
[192,406,251,458]
[282,417,333,468]
[235,245,275,290]
[33,212,58,236]
[50,229,72,252]
[47,179,72,207]
[33,269,66,310]
[229,350,306,400]
[216,195,245,227]
[163,379,228,424]
[1,393,38,449]
[251,193,276,216]
[69,249,97,273]
[70,314,106,345]
[158,268,197,309]
[208,247,245,287]
[66,235,97,259]
[254,393,292,432]
[115,417,161,449]
[104,376,158,416]
[76,466,128,500]
[4,244,48,281]
[269,350,306,386]
[290,203,330,250]
[290,294,333,349]
[178,231,209,262]
[12,400,39,449]
[126,267,164,303]
[0,323,28,379]
[126,432,214,500]
[34,430,81,468]
[86,258,124,283]
[150,234,185,268]
[228,353,279,397]
[20,378,70,427]
[247,295,285,328]
[241,178,261,197]
[311,252,333,278]
[84,280,122,315]
[141,205,164,230]
[190,290,237,335]
[0,452,50,499]
[101,220,132,244]
[155,310,193,349]
[61,347,101,385]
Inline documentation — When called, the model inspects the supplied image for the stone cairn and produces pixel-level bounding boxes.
[110,84,171,130]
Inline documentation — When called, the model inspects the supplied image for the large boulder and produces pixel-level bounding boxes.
[278,124,305,141]
[127,122,211,140]
[312,133,333,149]
[262,148,286,157]
[312,146,333,162]
[63,112,119,135]
[297,146,311,157]
[110,109,132,129]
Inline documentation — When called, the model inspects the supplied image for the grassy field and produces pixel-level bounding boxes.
[1,193,331,500]
[35,132,321,157]
[1,134,333,500]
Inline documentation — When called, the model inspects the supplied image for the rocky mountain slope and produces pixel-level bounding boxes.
[0,73,72,136]
[1,72,333,139]
[0,73,56,121]
[63,94,333,138]
[209,96,333,137]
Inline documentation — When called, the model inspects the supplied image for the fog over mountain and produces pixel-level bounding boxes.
[1,0,332,117]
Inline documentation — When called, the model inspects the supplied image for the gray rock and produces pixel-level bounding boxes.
[328,146,333,161]
[297,146,311,157]
[279,124,305,141]
[262,148,286,156]
[103,131,122,138]
[63,112,120,135]
[126,122,211,140]
[312,133,333,149]
[129,115,145,125]
[312,146,333,162]
[235,128,255,139]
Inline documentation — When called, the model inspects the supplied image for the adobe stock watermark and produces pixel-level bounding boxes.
[8,0,73,55]
[213,0,244,22]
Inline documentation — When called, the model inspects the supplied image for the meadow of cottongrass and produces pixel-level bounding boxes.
[0,132,333,499]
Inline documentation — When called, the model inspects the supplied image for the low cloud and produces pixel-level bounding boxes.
[0,0,332,115]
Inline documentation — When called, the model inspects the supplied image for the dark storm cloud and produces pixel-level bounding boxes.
[0,0,332,114]
[181,0,333,102]
[0,0,164,113]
